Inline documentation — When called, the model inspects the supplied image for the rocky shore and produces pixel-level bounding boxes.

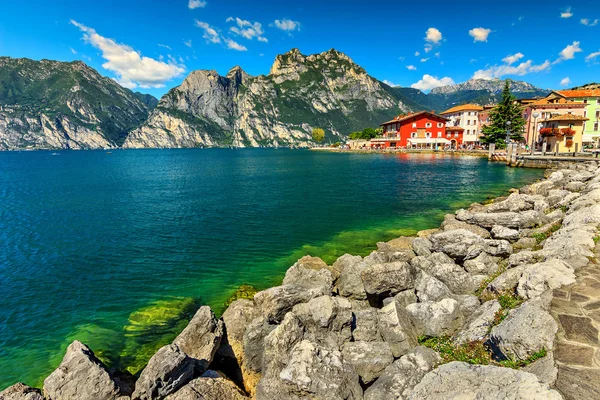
[3,161,600,400]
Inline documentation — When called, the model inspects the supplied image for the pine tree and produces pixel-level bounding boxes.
[481,80,526,148]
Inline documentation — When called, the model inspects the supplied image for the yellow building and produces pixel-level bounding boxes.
[538,114,588,153]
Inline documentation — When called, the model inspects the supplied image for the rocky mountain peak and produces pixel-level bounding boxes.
[226,65,251,85]
[430,78,545,95]
[269,48,307,77]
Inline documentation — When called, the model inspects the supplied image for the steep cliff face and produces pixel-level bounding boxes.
[124,49,405,148]
[0,57,155,150]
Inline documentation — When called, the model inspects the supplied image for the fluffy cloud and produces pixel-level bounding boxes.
[425,28,442,44]
[560,77,571,86]
[424,44,432,53]
[561,7,573,18]
[558,41,583,61]
[581,18,599,26]
[406,65,417,71]
[225,38,247,51]
[194,20,221,44]
[70,20,184,89]
[227,17,267,42]
[472,59,550,79]
[586,51,600,62]
[469,27,492,42]
[188,0,206,9]
[502,52,524,65]
[411,74,454,91]
[383,80,399,87]
[420,58,429,62]
[273,19,300,32]
[415,51,420,56]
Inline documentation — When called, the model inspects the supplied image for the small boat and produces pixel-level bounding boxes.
[51,152,60,156]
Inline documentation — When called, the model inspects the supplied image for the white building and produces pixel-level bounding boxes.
[440,104,484,144]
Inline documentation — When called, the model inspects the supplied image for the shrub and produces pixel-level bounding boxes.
[419,336,491,365]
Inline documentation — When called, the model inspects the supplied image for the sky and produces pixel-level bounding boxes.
[0,0,598,98]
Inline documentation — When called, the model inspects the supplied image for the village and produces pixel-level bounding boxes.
[348,88,600,154]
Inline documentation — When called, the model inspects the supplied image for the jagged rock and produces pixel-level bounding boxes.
[363,347,441,400]
[282,255,335,294]
[242,317,276,373]
[517,259,576,299]
[513,237,537,251]
[173,306,223,369]
[489,301,558,361]
[483,265,526,295]
[429,229,485,260]
[486,193,536,213]
[360,261,415,297]
[335,255,369,300]
[412,255,477,295]
[463,252,501,275]
[508,250,547,268]
[454,300,501,344]
[262,313,305,374]
[43,341,123,400]
[412,237,432,257]
[440,215,491,238]
[456,294,481,318]
[563,204,600,227]
[411,362,562,399]
[522,351,557,386]
[416,228,439,238]
[341,341,394,384]
[565,181,585,192]
[0,383,44,400]
[377,299,418,357]
[521,180,555,196]
[253,284,324,323]
[384,289,418,308]
[457,210,545,229]
[406,298,464,337]
[291,295,353,349]
[380,237,414,250]
[164,371,247,400]
[491,225,520,241]
[132,344,195,400]
[351,307,381,342]
[255,340,363,400]
[414,271,453,302]
[547,190,571,207]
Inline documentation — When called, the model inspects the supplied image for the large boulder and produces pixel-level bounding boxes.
[465,239,513,260]
[253,284,324,323]
[463,252,500,276]
[517,259,576,299]
[351,307,381,342]
[457,209,545,229]
[261,313,305,375]
[412,255,478,295]
[485,193,539,213]
[0,383,44,400]
[491,225,520,241]
[440,214,491,238]
[520,180,555,196]
[360,261,415,297]
[132,344,195,400]
[173,306,223,370]
[334,255,369,300]
[412,237,432,257]
[242,317,275,373]
[377,299,418,357]
[482,265,526,296]
[410,362,562,399]
[255,340,363,400]
[282,255,336,293]
[414,271,453,303]
[406,298,464,337]
[341,341,394,384]
[164,371,247,400]
[43,341,123,400]
[364,347,441,400]
[454,300,501,344]
[489,301,558,361]
[429,229,485,260]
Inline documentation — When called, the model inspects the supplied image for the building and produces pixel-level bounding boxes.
[374,111,452,149]
[551,89,600,146]
[522,95,586,148]
[440,104,484,145]
[538,113,587,153]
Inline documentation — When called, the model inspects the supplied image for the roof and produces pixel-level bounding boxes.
[380,111,448,126]
[446,126,465,131]
[554,89,600,98]
[544,114,589,122]
[529,97,586,107]
[440,104,484,114]
[408,138,451,144]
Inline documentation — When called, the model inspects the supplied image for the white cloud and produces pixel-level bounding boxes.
[273,19,300,32]
[225,38,247,51]
[158,43,172,50]
[502,52,524,65]
[424,44,432,53]
[383,80,399,87]
[70,47,77,54]
[586,51,600,62]
[560,77,571,86]
[425,27,442,44]
[558,41,583,61]
[561,7,573,18]
[406,65,417,71]
[70,20,185,89]
[470,58,478,63]
[420,58,429,62]
[188,0,206,9]
[472,59,550,80]
[415,51,420,56]
[469,27,492,42]
[228,17,267,42]
[184,39,192,48]
[411,74,454,91]
[194,20,221,43]
[581,18,599,26]
[434,52,440,58]
[399,56,406,61]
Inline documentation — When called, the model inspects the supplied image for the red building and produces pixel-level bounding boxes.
[372,111,463,149]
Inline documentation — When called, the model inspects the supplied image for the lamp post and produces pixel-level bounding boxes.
[505,120,512,147]
[531,112,540,154]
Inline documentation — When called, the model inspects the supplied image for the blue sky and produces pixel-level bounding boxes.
[0,0,598,98]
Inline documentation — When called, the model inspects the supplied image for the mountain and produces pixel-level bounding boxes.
[0,57,154,150]
[124,49,406,148]
[570,83,600,90]
[430,78,546,95]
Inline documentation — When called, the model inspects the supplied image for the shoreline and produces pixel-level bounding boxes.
[4,160,600,399]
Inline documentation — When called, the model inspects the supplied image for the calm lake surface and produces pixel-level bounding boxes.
[0,149,543,389]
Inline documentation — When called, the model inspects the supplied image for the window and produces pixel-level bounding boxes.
[446,132,451,137]
[425,122,432,128]
[596,110,600,119]
[426,132,431,138]
[466,129,470,135]
[454,133,459,138]
[595,122,599,132]
[411,132,417,138]
[467,120,471,125]
[437,132,442,138]
[584,111,587,117]
[584,99,588,104]
[412,122,417,128]
[437,122,444,128]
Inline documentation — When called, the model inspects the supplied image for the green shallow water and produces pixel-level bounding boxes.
[0,149,543,389]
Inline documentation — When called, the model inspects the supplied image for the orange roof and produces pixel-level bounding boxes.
[440,104,484,114]
[544,114,588,122]
[554,89,600,98]
[446,126,464,131]
[529,97,585,107]
[380,111,448,126]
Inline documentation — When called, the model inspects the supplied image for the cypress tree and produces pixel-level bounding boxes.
[481,80,526,148]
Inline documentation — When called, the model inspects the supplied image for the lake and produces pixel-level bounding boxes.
[0,149,543,389]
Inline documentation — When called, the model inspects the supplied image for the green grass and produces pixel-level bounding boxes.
[476,261,508,298]
[531,223,561,244]
[594,236,600,245]
[418,336,491,365]
[498,348,547,369]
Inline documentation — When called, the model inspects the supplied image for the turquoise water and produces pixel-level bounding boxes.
[0,149,543,388]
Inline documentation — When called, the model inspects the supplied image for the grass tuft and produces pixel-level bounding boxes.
[418,336,491,365]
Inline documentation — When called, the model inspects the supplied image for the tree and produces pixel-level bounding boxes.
[480,80,526,148]
[347,127,382,140]
[312,127,325,142]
